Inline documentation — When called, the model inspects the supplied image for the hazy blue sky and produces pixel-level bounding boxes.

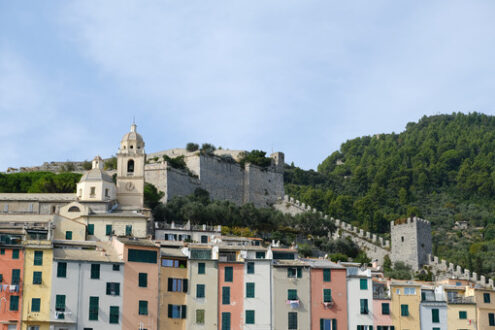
[2,1,495,171]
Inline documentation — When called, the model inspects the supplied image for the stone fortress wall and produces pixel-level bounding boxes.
[274,195,495,289]
[145,149,285,208]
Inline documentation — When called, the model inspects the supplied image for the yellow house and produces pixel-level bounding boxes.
[443,285,477,330]
[21,240,53,330]
[390,282,421,330]
[466,286,495,329]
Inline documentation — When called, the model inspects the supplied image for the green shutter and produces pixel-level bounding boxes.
[222,287,230,305]
[288,289,297,300]
[11,269,20,285]
[33,271,42,284]
[360,299,368,314]
[9,296,19,311]
[246,310,255,324]
[31,298,41,312]
[432,308,440,323]
[139,300,148,315]
[382,303,390,315]
[332,319,337,330]
[297,267,302,278]
[288,312,297,329]
[225,267,233,282]
[0,248,4,255]
[168,304,173,318]
[485,293,491,303]
[139,273,147,287]
[323,269,331,282]
[256,251,265,259]
[222,312,231,330]
[197,284,205,298]
[56,295,66,312]
[401,304,409,316]
[34,251,43,265]
[65,231,72,240]
[109,306,119,324]
[106,282,120,296]
[87,224,94,235]
[106,224,112,236]
[490,313,495,326]
[91,264,100,279]
[89,296,99,320]
[323,289,332,302]
[196,309,205,324]
[459,311,467,319]
[126,225,132,236]
[198,262,205,274]
[247,262,255,274]
[360,278,368,290]
[12,249,19,259]
[0,274,2,282]
[246,282,255,298]
[181,305,187,319]
[128,249,157,263]
[57,262,67,278]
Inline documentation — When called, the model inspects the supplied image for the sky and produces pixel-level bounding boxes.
[1,1,495,171]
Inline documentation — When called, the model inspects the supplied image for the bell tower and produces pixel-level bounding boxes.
[116,123,145,209]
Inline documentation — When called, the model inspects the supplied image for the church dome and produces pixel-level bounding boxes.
[79,168,113,183]
[120,123,145,152]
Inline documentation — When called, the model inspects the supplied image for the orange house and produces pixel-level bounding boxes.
[218,260,244,330]
[0,233,24,330]
[305,259,348,330]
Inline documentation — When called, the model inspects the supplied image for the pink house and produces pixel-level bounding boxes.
[218,262,244,330]
[373,280,393,329]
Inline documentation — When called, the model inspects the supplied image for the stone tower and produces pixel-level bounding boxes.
[116,123,145,210]
[391,216,432,271]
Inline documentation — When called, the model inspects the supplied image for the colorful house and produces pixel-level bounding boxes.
[372,280,393,330]
[112,237,159,330]
[305,259,347,330]
[218,248,244,330]
[345,264,373,330]
[466,286,495,329]
[442,285,477,330]
[419,286,447,330]
[0,230,24,330]
[390,281,421,330]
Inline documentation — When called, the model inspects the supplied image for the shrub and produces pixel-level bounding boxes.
[239,150,272,168]
[200,143,216,155]
[163,155,187,170]
[186,143,199,152]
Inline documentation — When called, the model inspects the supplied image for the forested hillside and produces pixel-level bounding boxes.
[285,112,495,277]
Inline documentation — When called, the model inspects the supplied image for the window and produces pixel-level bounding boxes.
[201,235,208,243]
[246,282,255,298]
[489,313,495,326]
[112,264,120,271]
[127,159,134,173]
[360,299,368,314]
[89,297,99,320]
[139,273,147,287]
[247,262,255,274]
[106,225,112,236]
[125,225,132,236]
[320,319,337,330]
[190,249,212,259]
[222,287,230,304]
[34,251,43,265]
[459,311,467,319]
[57,262,67,278]
[11,269,20,285]
[168,304,187,319]
[323,269,331,282]
[401,304,409,316]
[109,306,119,324]
[12,249,19,259]
[65,231,72,240]
[323,289,332,302]
[256,251,265,259]
[55,295,66,319]
[87,224,94,235]
[161,258,187,268]
[168,278,188,292]
[0,248,3,255]
[225,267,233,282]
[127,249,157,263]
[0,274,2,282]
[288,289,298,300]
[106,282,120,296]
[382,303,390,315]
[360,278,368,290]
[288,312,298,330]
[105,188,109,197]
[198,262,205,274]
[139,300,148,315]
[432,308,439,323]
[222,312,231,330]
[33,271,42,284]
[484,293,491,303]
[246,310,255,324]
[10,295,19,311]
[91,264,100,279]
[89,186,96,197]
[196,284,205,298]
[404,287,416,295]
[196,309,205,324]
[31,298,41,312]
[288,267,302,278]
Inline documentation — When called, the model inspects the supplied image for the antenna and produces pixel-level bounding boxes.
[133,116,136,125]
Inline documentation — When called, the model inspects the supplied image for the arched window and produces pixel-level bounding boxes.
[68,206,80,213]
[127,159,135,173]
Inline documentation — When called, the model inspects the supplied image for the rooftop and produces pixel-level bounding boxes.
[161,247,187,258]
[273,259,308,267]
[302,258,346,269]
[53,248,122,263]
[118,237,158,248]
[0,193,76,202]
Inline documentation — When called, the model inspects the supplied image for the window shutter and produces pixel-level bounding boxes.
[168,278,173,291]
[225,267,233,282]
[168,304,173,318]
[246,282,255,298]
[181,305,187,319]
[320,319,324,330]
[297,267,302,278]
[323,269,331,282]
[183,279,188,293]
[332,319,337,330]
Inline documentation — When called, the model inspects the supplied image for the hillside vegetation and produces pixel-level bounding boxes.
[0,172,82,193]
[285,112,495,277]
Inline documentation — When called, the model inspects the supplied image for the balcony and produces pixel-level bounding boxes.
[448,296,475,304]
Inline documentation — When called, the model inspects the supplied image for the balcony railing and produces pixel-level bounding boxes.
[448,296,475,304]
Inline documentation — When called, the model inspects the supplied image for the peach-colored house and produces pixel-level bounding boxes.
[373,280,393,329]
[0,238,23,330]
[305,259,348,330]
[218,262,244,330]
[112,237,159,330]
